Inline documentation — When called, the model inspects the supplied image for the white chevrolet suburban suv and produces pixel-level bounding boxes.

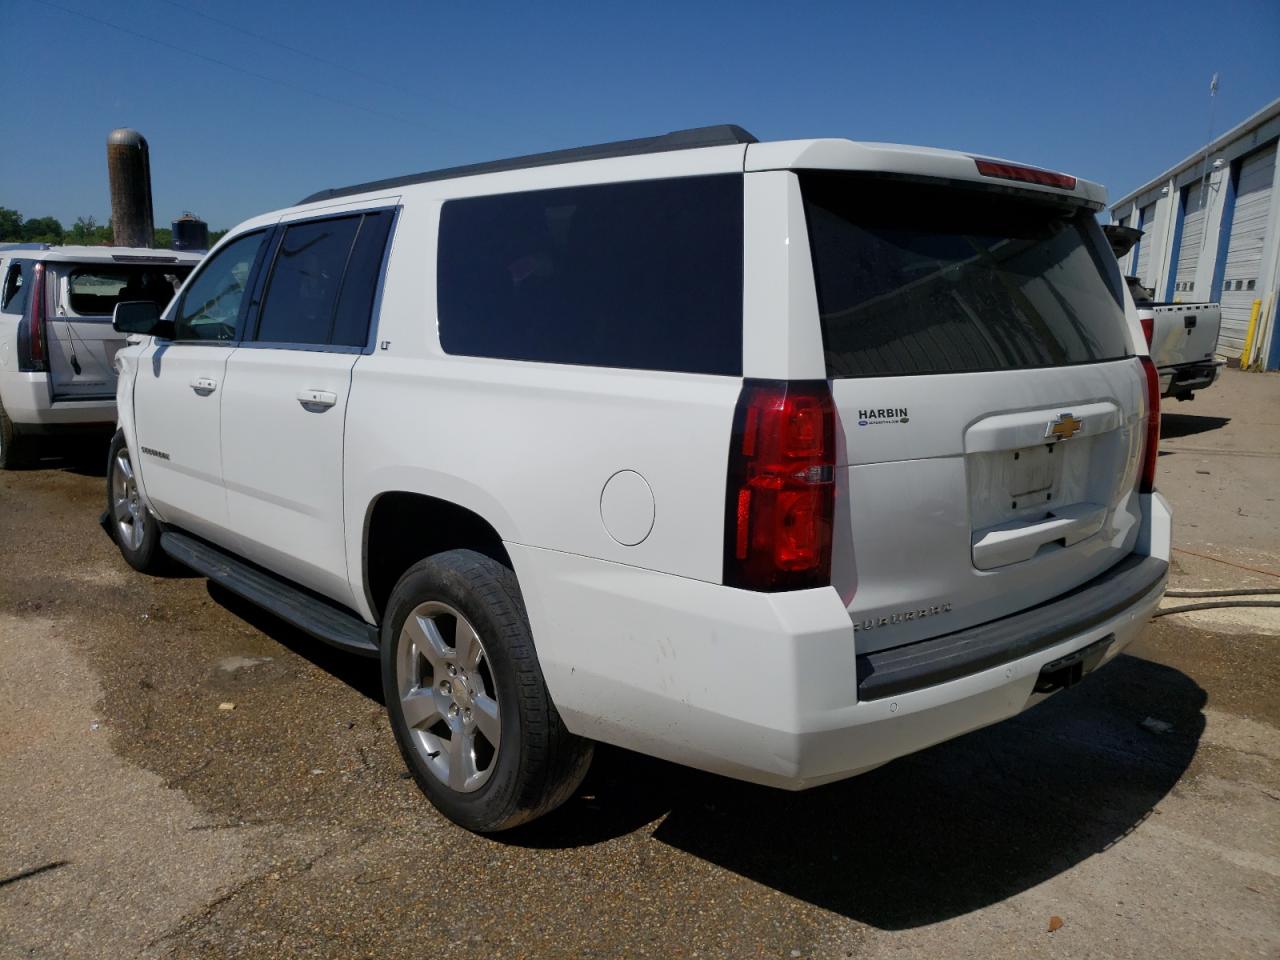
[107,126,1171,832]
[0,244,200,467]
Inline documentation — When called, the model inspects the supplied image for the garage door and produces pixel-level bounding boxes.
[1135,200,1159,288]
[1174,177,1210,298]
[1219,141,1276,357]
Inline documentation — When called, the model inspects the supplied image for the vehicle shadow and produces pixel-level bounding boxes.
[205,582,385,704]
[1161,413,1230,439]
[508,654,1206,930]
[191,580,1205,931]
[21,437,112,477]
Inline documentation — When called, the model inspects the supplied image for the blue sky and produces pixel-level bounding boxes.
[2,0,1278,230]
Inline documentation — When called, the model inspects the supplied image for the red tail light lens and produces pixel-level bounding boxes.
[724,379,836,591]
[974,158,1077,190]
[1140,314,1154,346]
[20,262,47,371]
[1139,356,1160,493]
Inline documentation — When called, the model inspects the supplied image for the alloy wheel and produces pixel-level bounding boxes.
[111,449,145,551]
[396,601,501,792]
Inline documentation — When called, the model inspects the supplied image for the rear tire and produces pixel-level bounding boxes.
[381,549,592,832]
[107,431,166,572]
[0,399,29,470]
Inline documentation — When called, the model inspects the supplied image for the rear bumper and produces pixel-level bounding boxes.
[856,553,1166,700]
[512,492,1172,790]
[1159,360,1222,398]
[0,372,116,428]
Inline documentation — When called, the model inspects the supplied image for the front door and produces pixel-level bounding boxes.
[132,230,270,543]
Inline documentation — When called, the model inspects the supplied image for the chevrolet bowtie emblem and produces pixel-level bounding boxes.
[1046,413,1083,441]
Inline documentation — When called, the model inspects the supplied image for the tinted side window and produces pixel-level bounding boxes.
[174,231,268,341]
[437,175,743,375]
[1,262,24,312]
[331,211,393,347]
[256,216,361,345]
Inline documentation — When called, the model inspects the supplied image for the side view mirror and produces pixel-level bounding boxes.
[112,301,173,338]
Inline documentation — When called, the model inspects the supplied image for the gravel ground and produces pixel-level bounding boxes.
[0,369,1277,959]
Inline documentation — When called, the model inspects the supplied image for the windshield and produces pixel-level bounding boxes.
[800,174,1131,378]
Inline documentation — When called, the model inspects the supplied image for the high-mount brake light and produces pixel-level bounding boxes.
[974,158,1077,190]
[1139,356,1160,493]
[724,379,836,592]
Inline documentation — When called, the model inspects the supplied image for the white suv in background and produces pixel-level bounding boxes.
[107,126,1171,832]
[0,244,200,467]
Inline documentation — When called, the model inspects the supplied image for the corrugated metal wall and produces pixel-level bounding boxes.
[1175,178,1210,298]
[1219,141,1277,356]
[1135,200,1159,288]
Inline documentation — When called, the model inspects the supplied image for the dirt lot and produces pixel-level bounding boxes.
[1,368,1277,960]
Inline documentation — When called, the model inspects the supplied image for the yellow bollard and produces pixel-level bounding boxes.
[1240,299,1261,370]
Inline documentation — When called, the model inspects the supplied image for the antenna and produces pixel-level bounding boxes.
[1193,73,1220,262]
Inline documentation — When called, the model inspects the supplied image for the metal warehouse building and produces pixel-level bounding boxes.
[1110,96,1280,371]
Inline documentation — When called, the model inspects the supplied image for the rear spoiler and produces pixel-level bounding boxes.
[1102,224,1143,260]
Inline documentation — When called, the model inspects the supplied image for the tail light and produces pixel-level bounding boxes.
[1139,313,1154,346]
[1139,356,1160,493]
[17,262,47,372]
[724,379,836,591]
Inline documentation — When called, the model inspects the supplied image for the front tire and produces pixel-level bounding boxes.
[107,431,165,572]
[381,549,592,832]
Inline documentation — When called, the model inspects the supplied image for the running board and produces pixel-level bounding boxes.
[160,531,380,658]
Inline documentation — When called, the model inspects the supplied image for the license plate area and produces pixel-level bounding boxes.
[967,439,1092,531]
[1007,444,1056,506]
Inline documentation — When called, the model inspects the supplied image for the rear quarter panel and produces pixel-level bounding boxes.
[340,152,750,622]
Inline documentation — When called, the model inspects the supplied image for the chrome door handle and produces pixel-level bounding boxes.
[297,389,337,408]
[190,377,217,395]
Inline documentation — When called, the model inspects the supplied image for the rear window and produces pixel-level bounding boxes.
[437,175,743,376]
[66,266,192,317]
[800,174,1130,378]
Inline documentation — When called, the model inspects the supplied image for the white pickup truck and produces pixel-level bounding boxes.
[1104,225,1223,401]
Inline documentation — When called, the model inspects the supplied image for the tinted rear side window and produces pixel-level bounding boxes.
[801,174,1130,378]
[257,215,362,345]
[1,262,24,312]
[331,210,394,347]
[437,175,743,375]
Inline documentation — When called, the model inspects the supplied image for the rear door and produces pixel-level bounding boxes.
[47,261,192,401]
[219,209,394,607]
[798,174,1147,653]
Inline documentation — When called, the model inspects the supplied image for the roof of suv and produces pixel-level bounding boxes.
[0,244,205,265]
[295,124,1107,211]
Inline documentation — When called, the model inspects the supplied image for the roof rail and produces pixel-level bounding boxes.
[298,124,758,205]
[0,242,51,252]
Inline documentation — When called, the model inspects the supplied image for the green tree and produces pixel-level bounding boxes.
[153,227,173,248]
[21,216,64,244]
[0,207,22,242]
[67,215,99,245]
